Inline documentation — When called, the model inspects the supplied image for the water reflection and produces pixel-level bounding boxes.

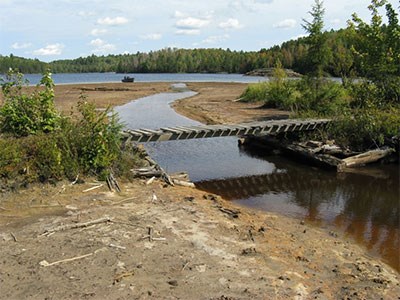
[196,155,399,271]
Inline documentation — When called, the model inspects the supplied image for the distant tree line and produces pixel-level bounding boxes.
[0,25,398,79]
[0,54,48,74]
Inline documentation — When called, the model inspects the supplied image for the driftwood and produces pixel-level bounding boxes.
[284,144,342,169]
[111,197,137,206]
[131,161,174,186]
[243,135,396,171]
[172,179,195,188]
[106,173,121,192]
[41,217,112,236]
[39,248,105,267]
[338,148,395,170]
[82,184,103,193]
[10,232,17,242]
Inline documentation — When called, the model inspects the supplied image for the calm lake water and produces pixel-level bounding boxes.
[21,72,268,85]
[114,83,399,272]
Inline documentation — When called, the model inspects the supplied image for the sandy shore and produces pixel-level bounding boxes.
[0,82,399,299]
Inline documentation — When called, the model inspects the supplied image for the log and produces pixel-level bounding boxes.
[173,179,195,188]
[283,144,343,170]
[338,148,395,170]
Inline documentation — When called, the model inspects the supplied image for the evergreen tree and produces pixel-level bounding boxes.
[302,0,331,79]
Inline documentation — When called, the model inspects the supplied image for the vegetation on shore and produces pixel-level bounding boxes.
[241,0,400,151]
[0,70,143,187]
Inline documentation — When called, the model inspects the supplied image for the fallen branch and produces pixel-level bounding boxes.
[39,248,105,267]
[109,243,126,250]
[82,184,103,193]
[41,217,112,236]
[10,232,17,242]
[111,197,137,206]
[173,179,195,188]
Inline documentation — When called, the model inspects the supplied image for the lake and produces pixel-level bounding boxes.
[21,72,269,85]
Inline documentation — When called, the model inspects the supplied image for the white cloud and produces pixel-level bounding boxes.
[219,18,243,30]
[175,17,210,29]
[89,38,116,54]
[330,18,341,25]
[140,33,162,40]
[90,28,108,36]
[273,18,297,29]
[175,29,200,35]
[11,42,32,49]
[33,44,63,56]
[97,16,129,26]
[202,34,230,44]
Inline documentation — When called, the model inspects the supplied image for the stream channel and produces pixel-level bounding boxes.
[114,84,399,272]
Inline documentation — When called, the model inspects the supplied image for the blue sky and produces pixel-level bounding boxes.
[0,0,396,62]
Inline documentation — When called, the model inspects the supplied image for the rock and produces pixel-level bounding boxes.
[167,280,178,287]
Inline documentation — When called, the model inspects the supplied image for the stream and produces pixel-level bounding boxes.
[114,85,399,272]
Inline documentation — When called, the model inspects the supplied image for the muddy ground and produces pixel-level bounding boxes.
[0,82,399,299]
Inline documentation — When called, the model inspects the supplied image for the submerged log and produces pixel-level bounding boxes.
[338,148,395,171]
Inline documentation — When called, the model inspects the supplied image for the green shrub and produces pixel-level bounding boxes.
[240,82,269,103]
[328,106,400,150]
[0,69,60,137]
[295,78,350,115]
[68,100,123,179]
[241,76,349,116]
[0,71,144,186]
[0,138,25,179]
[23,134,64,182]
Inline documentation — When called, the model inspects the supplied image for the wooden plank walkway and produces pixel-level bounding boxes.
[123,118,331,143]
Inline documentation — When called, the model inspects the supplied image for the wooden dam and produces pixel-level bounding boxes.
[123,118,331,143]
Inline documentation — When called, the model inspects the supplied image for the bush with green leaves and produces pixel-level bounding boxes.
[240,77,349,116]
[0,69,60,137]
[328,106,400,150]
[0,71,144,185]
[61,99,125,179]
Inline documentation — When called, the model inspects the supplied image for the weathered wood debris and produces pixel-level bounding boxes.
[131,145,195,187]
[241,136,397,172]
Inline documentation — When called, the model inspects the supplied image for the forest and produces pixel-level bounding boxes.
[0,28,381,78]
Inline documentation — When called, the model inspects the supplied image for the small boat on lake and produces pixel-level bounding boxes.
[122,76,134,83]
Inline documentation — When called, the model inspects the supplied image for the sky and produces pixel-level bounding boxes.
[0,0,397,62]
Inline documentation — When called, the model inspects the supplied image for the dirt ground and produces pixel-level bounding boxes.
[0,82,399,299]
[173,82,289,125]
